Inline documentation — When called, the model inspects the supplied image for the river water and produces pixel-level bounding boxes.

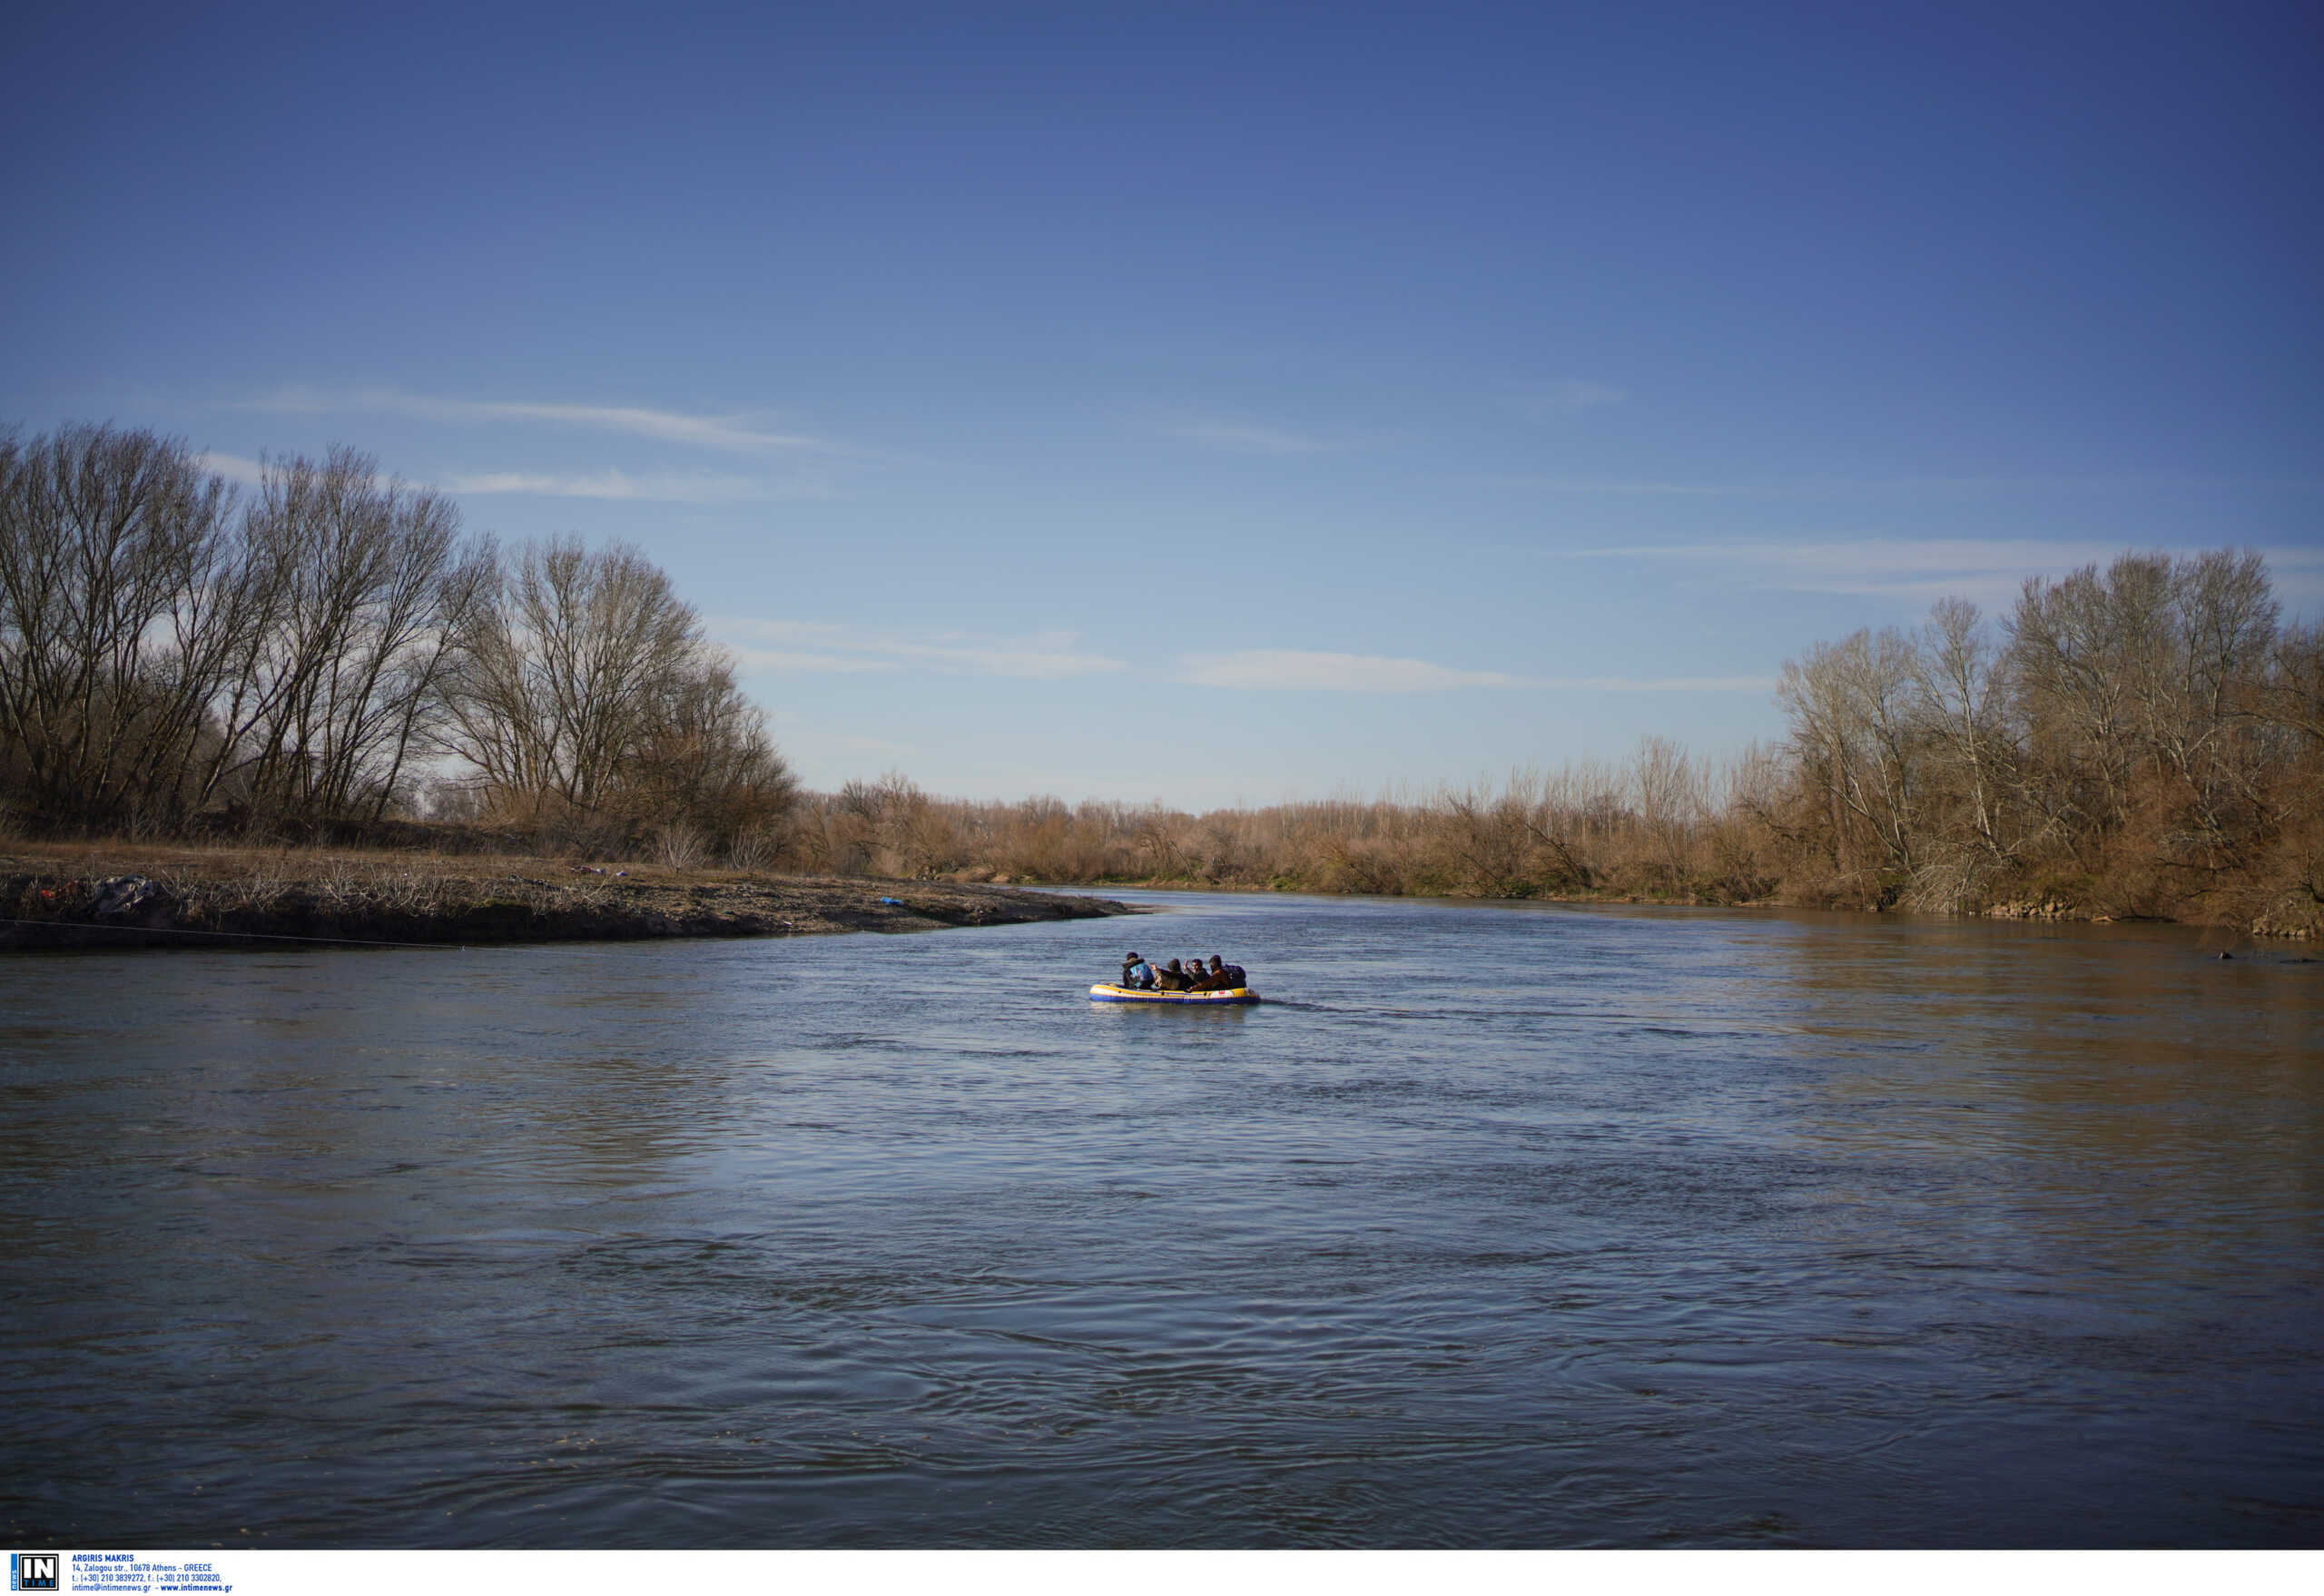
[3,892,2319,1548]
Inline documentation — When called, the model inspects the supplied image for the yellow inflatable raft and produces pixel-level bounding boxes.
[1088,983,1261,1006]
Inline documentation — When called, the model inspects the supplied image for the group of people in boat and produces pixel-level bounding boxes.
[1118,951,1246,992]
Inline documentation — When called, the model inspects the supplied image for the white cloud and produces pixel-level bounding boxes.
[1480,470,2324,499]
[199,450,792,505]
[729,648,905,675]
[458,400,842,458]
[194,451,269,485]
[1160,419,1341,455]
[1558,536,2324,614]
[728,630,1763,693]
[1176,648,1768,694]
[443,468,780,503]
[1181,649,1522,692]
[1564,537,2138,606]
[720,619,1128,679]
[241,388,852,458]
[195,450,398,492]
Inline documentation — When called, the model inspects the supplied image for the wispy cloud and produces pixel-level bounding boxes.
[242,388,850,458]
[1160,418,1342,456]
[720,620,1129,680]
[196,449,399,492]
[1181,650,1522,692]
[1482,470,2324,498]
[1512,379,1628,419]
[1556,536,2324,613]
[1566,537,2155,606]
[199,449,795,505]
[1177,648,1767,694]
[228,387,866,500]
[443,468,784,503]
[719,627,1769,694]
[731,649,905,675]
[194,451,269,485]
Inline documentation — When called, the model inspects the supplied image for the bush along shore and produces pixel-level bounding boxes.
[0,847,1138,952]
[772,547,2324,941]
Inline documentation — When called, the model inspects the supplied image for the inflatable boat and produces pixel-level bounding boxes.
[1088,983,1261,1006]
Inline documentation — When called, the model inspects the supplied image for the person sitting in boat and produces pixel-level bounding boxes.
[1206,954,1246,989]
[1153,958,1193,991]
[1120,951,1155,990]
[1182,953,1220,990]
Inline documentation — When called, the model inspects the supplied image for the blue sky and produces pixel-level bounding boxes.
[6,1,2319,806]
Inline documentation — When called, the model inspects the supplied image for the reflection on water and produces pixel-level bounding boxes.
[2,894,2319,1547]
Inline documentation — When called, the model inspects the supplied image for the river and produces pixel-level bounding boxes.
[3,892,2319,1547]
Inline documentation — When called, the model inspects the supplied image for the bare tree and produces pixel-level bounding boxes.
[444,537,700,825]
[2007,550,2280,872]
[1506,764,1601,890]
[625,652,798,845]
[2145,548,2277,854]
[1630,734,1705,883]
[2252,620,2324,745]
[1777,626,1924,878]
[2006,555,2172,838]
[192,449,491,827]
[0,425,238,831]
[442,537,793,848]
[1913,596,2017,863]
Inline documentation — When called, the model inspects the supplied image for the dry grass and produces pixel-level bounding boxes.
[766,759,1787,907]
[0,834,776,892]
[0,834,763,941]
[0,831,1135,951]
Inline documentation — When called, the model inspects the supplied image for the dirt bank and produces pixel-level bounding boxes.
[0,843,1143,951]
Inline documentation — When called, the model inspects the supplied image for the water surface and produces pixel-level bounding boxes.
[3,893,2319,1546]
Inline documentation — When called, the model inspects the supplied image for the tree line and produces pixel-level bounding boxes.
[0,423,794,851]
[7,422,2319,933]
[766,553,2322,934]
[1769,549,2321,930]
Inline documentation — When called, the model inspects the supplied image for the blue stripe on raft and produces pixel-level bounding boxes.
[1088,984,1262,1005]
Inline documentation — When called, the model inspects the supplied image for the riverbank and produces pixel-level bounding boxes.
[0,842,1140,951]
[1065,874,2313,937]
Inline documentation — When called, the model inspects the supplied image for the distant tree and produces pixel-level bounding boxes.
[624,651,799,851]
[1630,734,1707,884]
[1777,626,1924,879]
[2006,555,2171,842]
[441,536,794,848]
[1912,596,2018,866]
[2008,550,2278,867]
[2253,619,2324,745]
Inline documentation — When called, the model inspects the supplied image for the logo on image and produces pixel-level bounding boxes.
[9,1555,59,1593]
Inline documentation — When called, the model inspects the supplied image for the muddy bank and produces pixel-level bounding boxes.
[0,853,1142,951]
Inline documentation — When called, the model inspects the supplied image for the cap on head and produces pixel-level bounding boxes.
[1126,951,1140,960]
